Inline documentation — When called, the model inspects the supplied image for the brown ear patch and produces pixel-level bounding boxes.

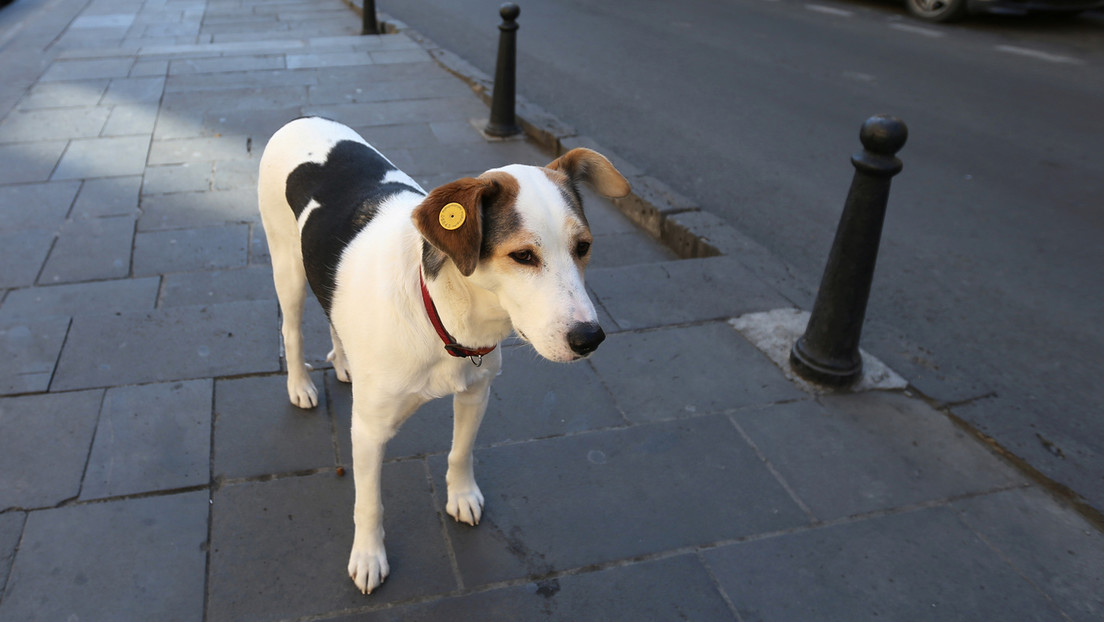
[547,148,631,199]
[412,172,519,276]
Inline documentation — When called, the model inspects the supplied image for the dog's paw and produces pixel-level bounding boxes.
[287,375,318,409]
[326,349,351,383]
[348,545,389,595]
[446,486,484,526]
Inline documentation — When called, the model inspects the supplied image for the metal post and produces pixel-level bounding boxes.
[790,114,908,387]
[362,0,378,35]
[485,3,521,137]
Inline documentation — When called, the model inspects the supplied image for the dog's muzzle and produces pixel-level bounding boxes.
[567,322,605,357]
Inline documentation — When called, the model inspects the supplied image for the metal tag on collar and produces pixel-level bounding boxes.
[444,344,484,366]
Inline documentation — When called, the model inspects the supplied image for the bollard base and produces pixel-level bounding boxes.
[471,118,524,142]
[483,121,521,138]
[789,338,863,388]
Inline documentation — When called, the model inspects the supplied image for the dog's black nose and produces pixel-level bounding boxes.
[567,322,605,357]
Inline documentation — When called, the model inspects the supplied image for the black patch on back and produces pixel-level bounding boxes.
[286,140,423,313]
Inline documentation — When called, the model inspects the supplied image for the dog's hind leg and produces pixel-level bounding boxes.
[258,137,318,408]
[270,237,318,409]
[260,204,322,408]
[326,323,351,383]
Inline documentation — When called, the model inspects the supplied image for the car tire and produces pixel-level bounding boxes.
[905,0,970,22]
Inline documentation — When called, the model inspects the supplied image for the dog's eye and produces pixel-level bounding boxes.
[509,250,538,266]
[575,240,591,258]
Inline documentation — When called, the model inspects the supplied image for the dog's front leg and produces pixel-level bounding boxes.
[347,391,420,595]
[446,374,493,526]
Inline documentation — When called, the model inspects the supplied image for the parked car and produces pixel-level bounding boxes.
[906,0,1104,22]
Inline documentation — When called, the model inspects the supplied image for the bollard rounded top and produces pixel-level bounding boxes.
[500,3,520,21]
[859,115,908,156]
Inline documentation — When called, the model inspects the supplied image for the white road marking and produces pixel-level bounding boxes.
[888,22,945,38]
[842,70,876,82]
[995,45,1084,66]
[805,4,854,17]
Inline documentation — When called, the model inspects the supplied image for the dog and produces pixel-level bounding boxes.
[257,116,629,594]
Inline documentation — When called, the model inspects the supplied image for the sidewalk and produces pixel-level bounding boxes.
[0,0,1102,620]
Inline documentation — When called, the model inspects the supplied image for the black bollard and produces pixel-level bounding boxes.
[362,0,378,35]
[790,115,908,387]
[485,3,521,137]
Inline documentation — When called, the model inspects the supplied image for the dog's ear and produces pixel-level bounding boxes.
[547,148,631,199]
[413,176,502,277]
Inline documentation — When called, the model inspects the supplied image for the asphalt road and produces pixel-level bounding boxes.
[382,0,1104,512]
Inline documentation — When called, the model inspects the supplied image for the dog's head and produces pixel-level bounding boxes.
[413,148,630,362]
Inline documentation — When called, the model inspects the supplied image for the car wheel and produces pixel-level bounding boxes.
[906,0,970,22]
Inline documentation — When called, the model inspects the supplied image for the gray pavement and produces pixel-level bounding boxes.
[0,0,1101,620]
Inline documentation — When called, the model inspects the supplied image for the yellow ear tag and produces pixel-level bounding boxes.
[439,202,466,230]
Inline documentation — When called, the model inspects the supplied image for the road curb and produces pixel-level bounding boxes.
[347,4,758,263]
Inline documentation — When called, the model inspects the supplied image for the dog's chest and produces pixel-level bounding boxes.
[423,356,497,399]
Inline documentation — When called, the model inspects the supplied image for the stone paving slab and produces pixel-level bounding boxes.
[38,214,135,284]
[0,316,71,395]
[81,379,213,500]
[213,372,334,480]
[0,491,209,622]
[163,67,317,94]
[307,75,470,107]
[0,231,55,289]
[702,505,1067,621]
[206,466,454,621]
[589,256,793,331]
[157,83,304,114]
[386,138,543,181]
[0,512,23,595]
[0,106,111,142]
[336,553,735,621]
[133,58,171,77]
[588,322,805,423]
[429,415,809,588]
[104,104,159,136]
[0,276,159,321]
[303,96,488,132]
[17,79,110,110]
[142,161,213,194]
[148,133,255,165]
[51,300,279,391]
[159,265,276,307]
[52,134,151,180]
[951,487,1104,622]
[102,75,166,104]
[138,187,258,231]
[0,141,68,185]
[733,393,1025,521]
[0,181,79,232]
[71,175,142,218]
[132,224,249,276]
[0,390,102,510]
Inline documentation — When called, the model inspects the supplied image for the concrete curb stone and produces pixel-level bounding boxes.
[361,7,765,267]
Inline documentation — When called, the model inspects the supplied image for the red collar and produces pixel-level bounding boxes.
[419,269,497,361]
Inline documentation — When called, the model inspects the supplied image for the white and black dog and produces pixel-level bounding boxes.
[257,117,629,594]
